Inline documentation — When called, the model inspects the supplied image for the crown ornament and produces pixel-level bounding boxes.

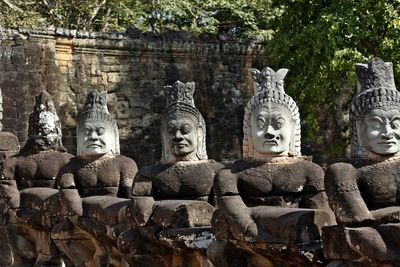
[250,67,288,95]
[161,81,207,162]
[350,58,400,158]
[165,81,195,108]
[77,90,120,155]
[243,66,301,157]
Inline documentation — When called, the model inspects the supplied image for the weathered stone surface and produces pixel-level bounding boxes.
[0,28,267,166]
[209,66,334,267]
[150,200,215,228]
[323,59,400,266]
[54,90,138,266]
[121,80,224,266]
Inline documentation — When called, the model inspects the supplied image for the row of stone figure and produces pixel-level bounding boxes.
[0,58,399,267]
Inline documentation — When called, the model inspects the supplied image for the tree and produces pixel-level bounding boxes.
[267,0,400,158]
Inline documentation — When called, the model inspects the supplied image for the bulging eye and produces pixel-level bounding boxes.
[97,128,105,135]
[373,124,381,130]
[392,122,400,129]
[275,123,282,129]
[256,119,265,129]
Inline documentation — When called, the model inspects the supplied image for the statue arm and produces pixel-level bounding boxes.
[129,173,155,226]
[325,162,373,225]
[214,169,258,240]
[56,165,82,216]
[0,157,19,211]
[119,157,138,198]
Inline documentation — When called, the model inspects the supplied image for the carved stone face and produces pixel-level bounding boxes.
[250,105,293,156]
[165,117,198,160]
[79,121,115,157]
[362,108,400,155]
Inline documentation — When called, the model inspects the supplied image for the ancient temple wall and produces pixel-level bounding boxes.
[0,28,267,165]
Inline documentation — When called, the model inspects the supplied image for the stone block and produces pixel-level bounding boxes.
[107,72,120,83]
[151,200,215,228]
[0,132,19,151]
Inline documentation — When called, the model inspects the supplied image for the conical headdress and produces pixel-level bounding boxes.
[243,67,301,157]
[21,90,66,153]
[350,58,400,158]
[77,90,120,155]
[161,81,207,162]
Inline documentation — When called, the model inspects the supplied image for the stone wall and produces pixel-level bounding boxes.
[0,28,267,166]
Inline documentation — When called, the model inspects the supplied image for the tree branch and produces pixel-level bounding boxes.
[1,0,23,12]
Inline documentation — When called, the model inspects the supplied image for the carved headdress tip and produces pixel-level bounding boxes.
[164,80,196,107]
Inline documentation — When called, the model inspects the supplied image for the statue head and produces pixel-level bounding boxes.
[161,81,207,162]
[243,67,301,158]
[350,58,400,158]
[21,90,66,153]
[77,90,119,158]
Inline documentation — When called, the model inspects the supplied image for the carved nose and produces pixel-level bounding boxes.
[382,125,395,139]
[264,132,275,139]
[89,131,99,140]
[173,131,183,141]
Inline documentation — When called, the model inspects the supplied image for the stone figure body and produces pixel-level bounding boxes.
[323,58,400,266]
[52,90,137,266]
[0,90,73,266]
[209,67,334,267]
[118,81,224,267]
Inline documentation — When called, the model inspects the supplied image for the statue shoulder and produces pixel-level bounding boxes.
[117,155,138,175]
[137,163,169,180]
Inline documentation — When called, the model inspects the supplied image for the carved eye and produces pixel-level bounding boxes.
[275,123,282,129]
[391,121,400,129]
[168,127,175,135]
[182,123,192,134]
[97,127,105,135]
[373,124,381,130]
[256,119,265,130]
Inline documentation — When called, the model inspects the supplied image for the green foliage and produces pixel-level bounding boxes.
[3,0,400,157]
[267,0,400,156]
[0,0,278,39]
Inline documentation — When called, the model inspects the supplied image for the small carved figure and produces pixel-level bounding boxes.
[324,58,400,266]
[0,90,73,266]
[52,90,138,266]
[209,67,334,267]
[118,81,224,267]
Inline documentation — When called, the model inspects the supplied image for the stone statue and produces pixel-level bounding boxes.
[118,81,224,267]
[323,58,400,266]
[52,90,138,266]
[0,86,20,267]
[0,90,73,266]
[208,67,334,267]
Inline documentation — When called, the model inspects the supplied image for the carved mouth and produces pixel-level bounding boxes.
[87,144,102,148]
[378,141,397,146]
[264,140,277,146]
[173,143,187,148]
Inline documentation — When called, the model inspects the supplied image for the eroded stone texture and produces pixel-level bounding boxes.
[119,81,224,267]
[209,67,334,267]
[0,90,73,266]
[0,28,267,165]
[324,58,400,266]
[0,86,19,267]
[52,90,138,266]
